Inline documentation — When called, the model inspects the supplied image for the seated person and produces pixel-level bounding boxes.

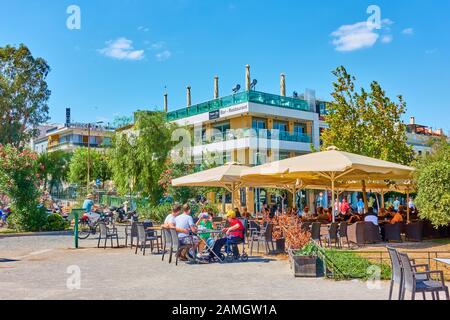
[241,207,253,219]
[175,204,200,260]
[348,211,362,224]
[317,207,329,222]
[163,204,182,228]
[211,210,245,260]
[390,210,404,224]
[364,207,379,226]
[196,212,214,253]
[378,208,388,219]
[301,206,314,220]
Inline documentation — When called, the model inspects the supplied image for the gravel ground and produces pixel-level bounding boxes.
[0,229,417,300]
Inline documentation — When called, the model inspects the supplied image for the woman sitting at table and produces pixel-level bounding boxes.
[196,212,215,253]
[210,210,245,261]
[348,210,362,224]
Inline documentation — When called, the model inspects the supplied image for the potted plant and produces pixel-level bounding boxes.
[290,242,324,278]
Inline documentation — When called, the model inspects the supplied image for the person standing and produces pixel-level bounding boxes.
[357,198,365,214]
[339,198,349,215]
[393,197,401,212]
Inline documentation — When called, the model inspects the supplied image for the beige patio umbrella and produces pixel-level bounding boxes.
[241,148,415,221]
[172,162,249,208]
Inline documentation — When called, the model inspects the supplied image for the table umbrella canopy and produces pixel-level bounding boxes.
[241,149,415,181]
[171,162,249,192]
[241,148,415,221]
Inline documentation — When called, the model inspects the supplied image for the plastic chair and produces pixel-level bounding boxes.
[97,221,119,249]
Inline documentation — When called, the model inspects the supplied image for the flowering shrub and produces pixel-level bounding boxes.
[0,145,47,231]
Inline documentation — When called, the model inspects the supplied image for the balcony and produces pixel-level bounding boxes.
[166,91,311,121]
[205,128,311,144]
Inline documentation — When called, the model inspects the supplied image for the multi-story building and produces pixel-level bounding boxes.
[406,116,448,156]
[30,110,114,154]
[45,123,113,153]
[161,65,329,211]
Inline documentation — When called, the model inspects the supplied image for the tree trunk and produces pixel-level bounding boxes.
[362,180,368,213]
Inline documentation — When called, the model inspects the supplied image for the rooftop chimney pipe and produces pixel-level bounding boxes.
[246,64,251,91]
[164,93,168,113]
[410,117,415,125]
[280,73,286,97]
[214,76,219,99]
[186,86,192,108]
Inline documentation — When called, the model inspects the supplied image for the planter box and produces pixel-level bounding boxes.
[292,255,324,278]
[275,238,285,253]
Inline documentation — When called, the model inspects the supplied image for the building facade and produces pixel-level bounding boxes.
[406,116,448,156]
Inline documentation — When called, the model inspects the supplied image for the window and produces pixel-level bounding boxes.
[273,121,288,133]
[252,118,266,130]
[212,121,230,135]
[279,151,291,160]
[294,123,306,135]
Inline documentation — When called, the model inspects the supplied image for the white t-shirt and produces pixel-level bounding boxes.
[175,213,195,238]
[164,214,176,226]
[365,215,378,226]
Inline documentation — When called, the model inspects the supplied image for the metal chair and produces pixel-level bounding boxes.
[125,221,138,248]
[324,223,340,248]
[143,221,162,254]
[169,228,194,266]
[249,223,274,255]
[386,246,403,300]
[398,251,449,300]
[301,222,312,232]
[161,227,173,263]
[310,222,322,247]
[338,222,349,248]
[97,221,119,249]
[135,223,152,256]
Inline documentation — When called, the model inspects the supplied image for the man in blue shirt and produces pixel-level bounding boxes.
[357,198,364,214]
[393,197,401,212]
[82,194,100,223]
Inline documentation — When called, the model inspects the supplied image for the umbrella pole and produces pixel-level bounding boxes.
[406,188,410,223]
[331,178,335,223]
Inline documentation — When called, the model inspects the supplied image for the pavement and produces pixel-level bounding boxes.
[0,227,396,300]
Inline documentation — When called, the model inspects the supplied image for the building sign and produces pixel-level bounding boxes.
[219,104,249,118]
[209,110,220,120]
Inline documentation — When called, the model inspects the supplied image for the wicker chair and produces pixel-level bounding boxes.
[384,223,402,242]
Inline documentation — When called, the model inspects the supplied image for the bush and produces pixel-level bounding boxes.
[0,145,47,231]
[44,214,69,231]
[138,202,172,223]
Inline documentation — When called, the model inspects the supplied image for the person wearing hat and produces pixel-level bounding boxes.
[82,194,100,223]
[210,210,245,261]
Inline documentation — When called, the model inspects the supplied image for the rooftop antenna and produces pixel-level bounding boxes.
[232,84,241,94]
[293,91,299,98]
[250,79,258,91]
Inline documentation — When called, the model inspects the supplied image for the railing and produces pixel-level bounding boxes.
[205,128,311,144]
[321,249,450,281]
[166,91,312,121]
[47,141,111,150]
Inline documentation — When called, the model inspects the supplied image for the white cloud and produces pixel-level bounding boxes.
[99,38,145,61]
[402,28,414,35]
[331,19,393,52]
[381,35,393,43]
[155,50,172,62]
[151,41,166,50]
[138,26,149,32]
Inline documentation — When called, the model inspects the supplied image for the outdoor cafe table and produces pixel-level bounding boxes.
[433,258,450,266]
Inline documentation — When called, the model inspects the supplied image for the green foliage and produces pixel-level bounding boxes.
[44,214,69,231]
[68,148,111,186]
[0,145,47,231]
[38,150,72,191]
[0,44,51,147]
[112,116,133,129]
[322,66,414,165]
[324,249,391,281]
[110,111,177,205]
[414,140,450,227]
[138,202,172,223]
[294,242,318,256]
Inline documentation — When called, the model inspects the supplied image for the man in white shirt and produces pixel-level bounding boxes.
[163,204,182,228]
[364,207,379,226]
[175,204,200,260]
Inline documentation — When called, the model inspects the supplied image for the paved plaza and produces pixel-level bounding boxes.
[1,228,392,300]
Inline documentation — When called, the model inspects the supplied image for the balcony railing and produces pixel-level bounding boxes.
[48,141,111,150]
[205,128,311,144]
[166,91,312,121]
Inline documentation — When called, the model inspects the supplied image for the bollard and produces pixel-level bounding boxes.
[70,209,83,249]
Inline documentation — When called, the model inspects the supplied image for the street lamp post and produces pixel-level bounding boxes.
[87,121,103,191]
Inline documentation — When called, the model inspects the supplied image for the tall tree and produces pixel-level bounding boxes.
[38,151,72,191]
[0,44,51,147]
[322,66,414,210]
[110,111,177,204]
[414,139,450,227]
[68,148,111,186]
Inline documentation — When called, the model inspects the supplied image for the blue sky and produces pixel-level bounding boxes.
[1,0,449,132]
